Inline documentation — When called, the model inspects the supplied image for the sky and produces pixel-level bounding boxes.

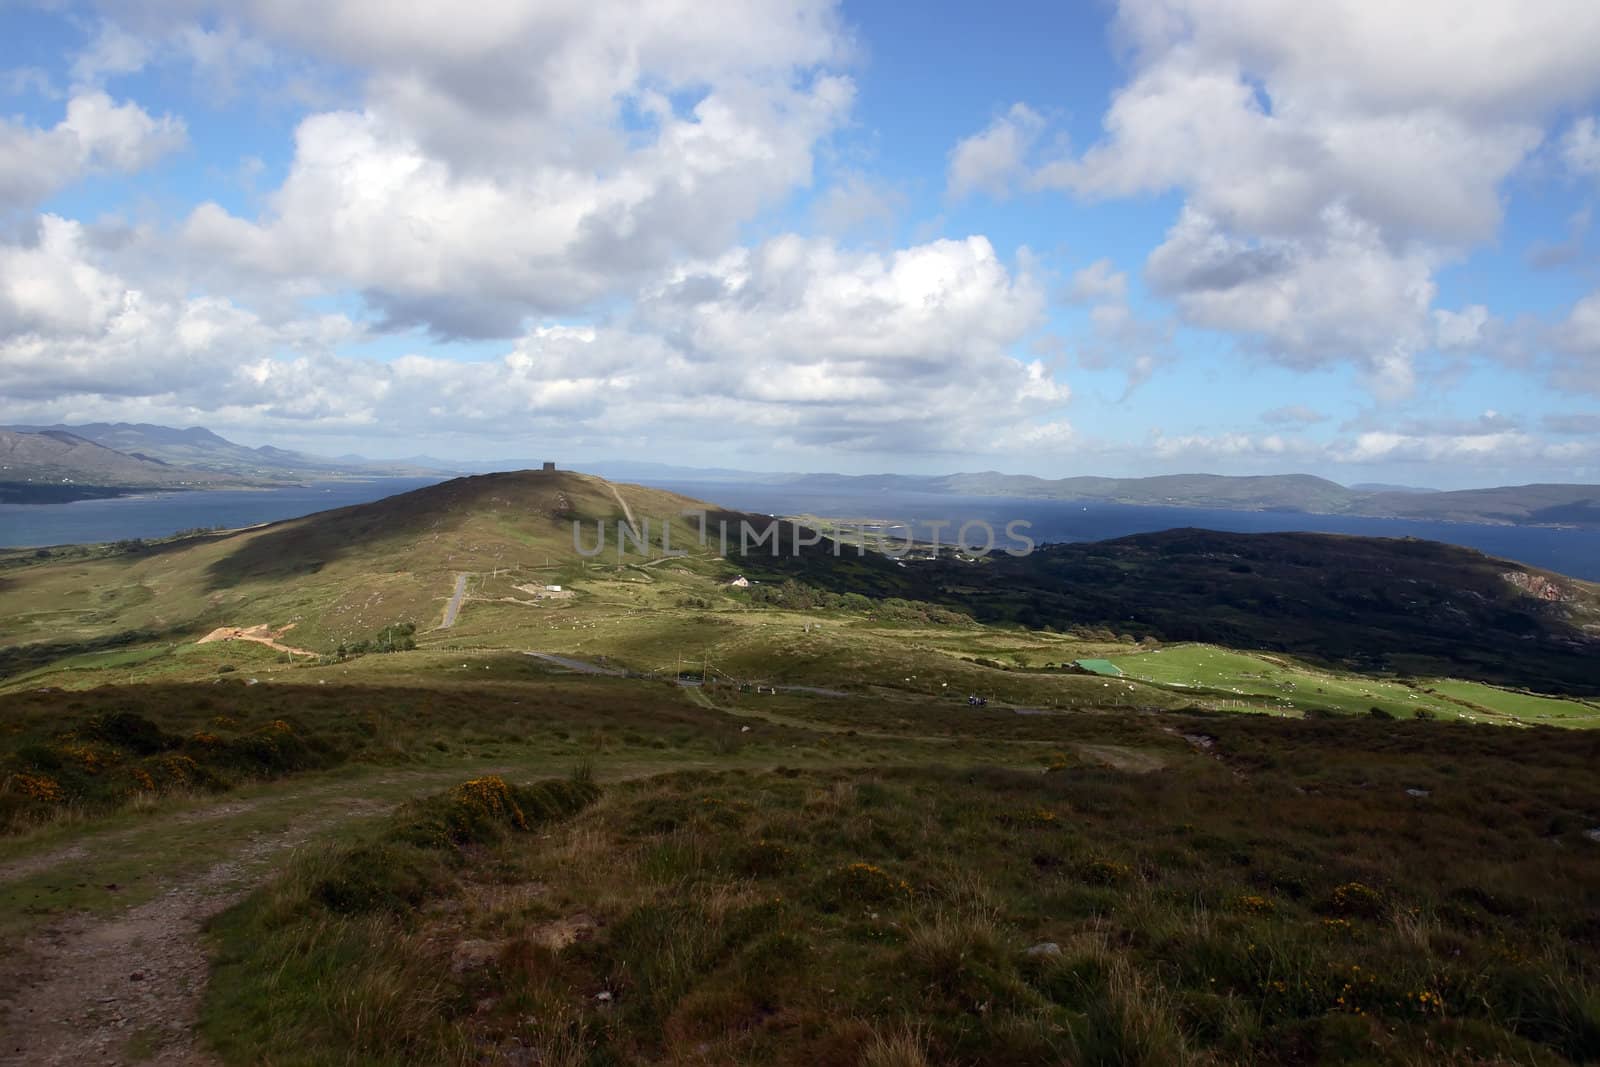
[1,1,1598,489]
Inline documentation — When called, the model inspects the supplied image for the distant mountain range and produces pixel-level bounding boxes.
[3,423,1597,528]
[0,423,442,503]
[765,471,1600,528]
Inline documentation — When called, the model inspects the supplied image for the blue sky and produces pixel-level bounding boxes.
[1,1,1598,488]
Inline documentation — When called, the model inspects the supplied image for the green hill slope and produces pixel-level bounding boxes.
[0,470,750,656]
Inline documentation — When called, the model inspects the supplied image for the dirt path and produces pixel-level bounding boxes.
[0,811,352,1066]
[607,482,639,537]
[437,572,471,629]
[195,624,315,658]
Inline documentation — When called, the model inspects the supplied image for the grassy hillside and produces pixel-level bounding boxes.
[1355,483,1600,526]
[0,470,739,656]
[4,471,1599,713]
[919,529,1600,696]
[0,429,232,501]
[3,472,1599,1064]
[5,662,1598,1067]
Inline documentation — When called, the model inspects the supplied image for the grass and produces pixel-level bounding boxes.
[1105,644,1600,725]
[3,653,1598,1063]
[1112,645,1469,719]
[197,712,1600,1065]
[3,472,1599,1062]
[1420,679,1600,725]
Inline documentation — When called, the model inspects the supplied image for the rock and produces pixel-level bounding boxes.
[595,990,613,1002]
[1024,942,1062,958]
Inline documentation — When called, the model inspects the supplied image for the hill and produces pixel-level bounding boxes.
[941,471,1360,511]
[1356,482,1600,526]
[0,469,827,658]
[926,528,1600,694]
[5,422,441,482]
[0,429,231,502]
[3,469,1597,699]
[626,464,1600,527]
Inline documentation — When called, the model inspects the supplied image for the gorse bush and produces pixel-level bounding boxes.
[334,621,418,659]
[310,774,600,917]
[0,709,338,831]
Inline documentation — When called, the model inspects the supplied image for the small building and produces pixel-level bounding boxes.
[541,461,556,471]
[728,575,750,588]
[545,584,562,592]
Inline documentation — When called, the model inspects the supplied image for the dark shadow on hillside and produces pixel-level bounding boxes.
[740,524,1600,696]
[969,529,1600,695]
[201,473,548,590]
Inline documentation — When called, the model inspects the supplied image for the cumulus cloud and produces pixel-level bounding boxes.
[1550,289,1600,395]
[1149,430,1310,461]
[186,81,850,338]
[0,222,1068,454]
[159,0,856,337]
[0,215,357,403]
[1335,430,1590,465]
[947,103,1044,201]
[0,90,186,209]
[1031,0,1600,397]
[1145,206,1435,397]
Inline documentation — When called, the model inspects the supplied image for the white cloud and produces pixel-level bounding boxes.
[1149,430,1312,461]
[1336,430,1590,465]
[1433,304,1492,351]
[1551,289,1600,395]
[0,215,358,402]
[0,222,1068,454]
[0,90,186,209]
[1030,0,1600,398]
[1560,115,1600,176]
[1145,206,1435,397]
[162,0,857,337]
[70,21,156,84]
[1065,259,1127,303]
[947,103,1044,201]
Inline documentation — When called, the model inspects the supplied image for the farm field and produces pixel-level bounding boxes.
[1107,644,1600,726]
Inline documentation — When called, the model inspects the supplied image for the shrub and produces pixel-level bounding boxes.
[84,711,173,755]
[816,862,913,910]
[312,842,446,914]
[1324,881,1385,919]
